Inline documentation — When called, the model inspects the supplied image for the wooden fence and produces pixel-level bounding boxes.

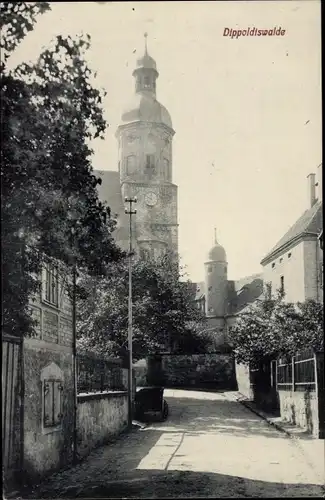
[276,348,317,392]
[2,333,23,485]
[77,354,125,393]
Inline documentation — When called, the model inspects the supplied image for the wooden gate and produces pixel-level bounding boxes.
[2,333,23,486]
[316,352,324,439]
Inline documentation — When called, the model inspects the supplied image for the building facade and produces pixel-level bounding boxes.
[96,36,178,260]
[193,164,323,348]
[260,164,323,303]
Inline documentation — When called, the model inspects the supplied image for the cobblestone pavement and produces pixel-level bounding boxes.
[27,389,324,498]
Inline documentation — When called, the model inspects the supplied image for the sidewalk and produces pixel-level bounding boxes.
[226,391,325,487]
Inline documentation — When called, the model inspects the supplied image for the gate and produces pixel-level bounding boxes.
[2,333,23,487]
[147,355,164,386]
[316,352,324,439]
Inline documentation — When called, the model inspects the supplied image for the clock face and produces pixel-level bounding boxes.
[145,192,158,207]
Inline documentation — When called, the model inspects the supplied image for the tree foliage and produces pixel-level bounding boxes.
[76,253,208,361]
[1,3,123,336]
[229,284,324,366]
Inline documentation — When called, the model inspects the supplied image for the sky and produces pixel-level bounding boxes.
[8,1,322,282]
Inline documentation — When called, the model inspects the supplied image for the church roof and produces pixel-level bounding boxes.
[191,273,263,316]
[260,200,323,265]
[94,169,129,243]
[227,273,264,315]
[121,93,173,129]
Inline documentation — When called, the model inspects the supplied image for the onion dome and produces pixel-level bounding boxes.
[207,229,227,262]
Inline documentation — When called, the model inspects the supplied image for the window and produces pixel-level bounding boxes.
[208,286,212,291]
[272,263,276,269]
[146,154,155,169]
[139,248,150,260]
[44,264,58,306]
[43,380,63,428]
[279,258,283,263]
[163,158,169,180]
[143,76,150,88]
[207,266,212,273]
[288,253,292,258]
[126,155,136,175]
[280,275,284,293]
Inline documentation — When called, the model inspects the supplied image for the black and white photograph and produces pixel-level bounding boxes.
[1,1,323,498]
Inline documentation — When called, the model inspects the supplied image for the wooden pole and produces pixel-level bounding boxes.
[125,197,137,428]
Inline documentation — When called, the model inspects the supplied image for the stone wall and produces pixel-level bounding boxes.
[23,340,74,482]
[77,392,128,458]
[235,362,253,400]
[158,354,237,390]
[278,389,319,438]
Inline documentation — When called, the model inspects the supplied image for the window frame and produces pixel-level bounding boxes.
[126,154,136,175]
[145,154,155,170]
[162,158,170,180]
[143,76,150,88]
[43,379,63,429]
[280,275,284,293]
[43,263,59,307]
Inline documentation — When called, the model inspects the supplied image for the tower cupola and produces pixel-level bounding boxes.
[207,228,227,262]
[132,33,159,97]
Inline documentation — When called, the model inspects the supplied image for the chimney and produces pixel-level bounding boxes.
[316,164,322,202]
[307,173,316,207]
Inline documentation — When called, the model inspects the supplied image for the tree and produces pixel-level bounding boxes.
[229,284,324,367]
[76,253,208,361]
[1,3,123,337]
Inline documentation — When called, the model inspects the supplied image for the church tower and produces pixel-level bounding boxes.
[116,34,178,260]
[204,229,228,327]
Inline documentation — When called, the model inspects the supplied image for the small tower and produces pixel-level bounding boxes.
[204,229,228,319]
[132,32,159,98]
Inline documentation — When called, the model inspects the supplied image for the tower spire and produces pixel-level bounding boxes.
[144,32,148,55]
[214,227,217,244]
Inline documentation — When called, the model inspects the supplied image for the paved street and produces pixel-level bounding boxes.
[29,389,324,498]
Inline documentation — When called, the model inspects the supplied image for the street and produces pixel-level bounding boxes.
[29,389,324,498]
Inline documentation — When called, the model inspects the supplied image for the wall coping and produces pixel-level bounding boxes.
[77,390,127,402]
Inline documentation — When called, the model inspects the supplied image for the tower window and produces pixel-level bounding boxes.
[208,286,212,291]
[163,158,170,180]
[126,155,136,175]
[146,154,155,169]
[143,76,150,88]
[207,266,212,273]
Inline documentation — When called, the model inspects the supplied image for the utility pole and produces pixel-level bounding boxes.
[124,196,137,428]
